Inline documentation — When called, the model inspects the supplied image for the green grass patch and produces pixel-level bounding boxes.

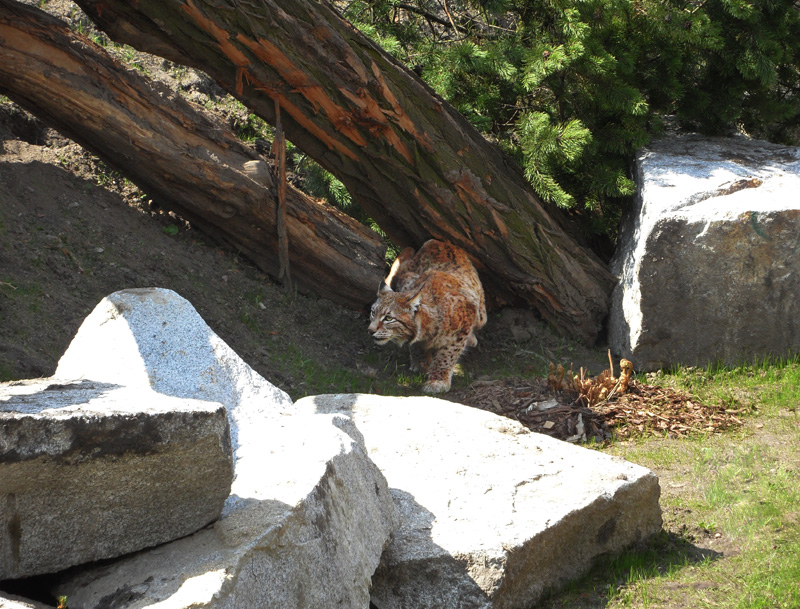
[1,279,44,314]
[544,358,800,608]
[0,362,16,383]
[277,343,422,398]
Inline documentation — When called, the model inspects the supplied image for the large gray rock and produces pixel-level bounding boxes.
[55,412,394,609]
[51,289,397,608]
[610,134,800,370]
[54,287,290,505]
[296,394,662,609]
[0,378,233,580]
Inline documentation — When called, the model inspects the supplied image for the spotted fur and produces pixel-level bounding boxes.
[368,240,487,393]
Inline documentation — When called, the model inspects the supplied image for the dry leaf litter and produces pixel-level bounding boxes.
[445,353,747,443]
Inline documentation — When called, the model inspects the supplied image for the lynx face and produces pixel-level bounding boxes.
[367,240,486,394]
[368,285,420,346]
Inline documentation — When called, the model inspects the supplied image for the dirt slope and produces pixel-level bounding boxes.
[0,106,359,388]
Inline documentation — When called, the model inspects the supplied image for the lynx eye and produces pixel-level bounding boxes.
[383,315,395,323]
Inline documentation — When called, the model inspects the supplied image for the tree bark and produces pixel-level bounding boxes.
[0,0,386,309]
[71,0,616,342]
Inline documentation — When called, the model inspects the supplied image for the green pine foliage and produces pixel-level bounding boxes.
[341,0,800,243]
[295,156,356,216]
[675,0,800,144]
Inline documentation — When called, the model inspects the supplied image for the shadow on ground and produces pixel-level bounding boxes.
[536,527,723,608]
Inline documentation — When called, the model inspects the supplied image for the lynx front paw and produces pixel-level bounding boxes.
[422,379,450,394]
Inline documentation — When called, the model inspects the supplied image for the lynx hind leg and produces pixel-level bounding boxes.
[409,343,432,373]
[422,338,469,394]
[466,332,478,348]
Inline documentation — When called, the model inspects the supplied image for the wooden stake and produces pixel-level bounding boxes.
[273,99,291,290]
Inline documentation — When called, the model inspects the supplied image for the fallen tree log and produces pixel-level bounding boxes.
[71,0,616,342]
[0,0,386,309]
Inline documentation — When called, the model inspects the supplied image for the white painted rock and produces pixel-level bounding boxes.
[610,134,800,370]
[51,289,397,609]
[0,378,233,579]
[296,394,662,609]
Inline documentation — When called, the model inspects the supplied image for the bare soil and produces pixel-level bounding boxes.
[0,107,364,390]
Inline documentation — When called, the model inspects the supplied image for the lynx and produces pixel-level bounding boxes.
[368,240,487,394]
